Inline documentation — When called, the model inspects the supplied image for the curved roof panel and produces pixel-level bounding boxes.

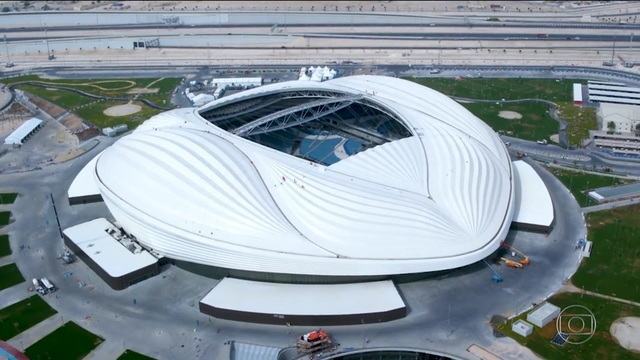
[82,75,515,276]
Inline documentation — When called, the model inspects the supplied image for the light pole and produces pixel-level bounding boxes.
[44,23,54,60]
[3,34,12,67]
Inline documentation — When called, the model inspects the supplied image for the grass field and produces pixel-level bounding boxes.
[498,292,640,360]
[2,75,174,98]
[0,211,10,227]
[0,193,18,204]
[408,77,577,102]
[547,167,632,207]
[15,84,94,109]
[0,295,57,340]
[25,321,104,360]
[462,101,557,142]
[407,77,596,146]
[557,103,598,147]
[75,100,162,130]
[0,234,11,257]
[572,204,640,302]
[117,350,156,360]
[1,75,181,130]
[0,263,24,290]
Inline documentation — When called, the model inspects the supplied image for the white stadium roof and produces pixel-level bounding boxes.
[73,75,523,276]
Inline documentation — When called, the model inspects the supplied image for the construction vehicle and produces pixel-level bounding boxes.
[297,329,333,354]
[59,249,75,264]
[482,259,503,283]
[499,243,530,268]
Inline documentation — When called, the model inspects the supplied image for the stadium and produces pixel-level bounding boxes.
[68,75,552,281]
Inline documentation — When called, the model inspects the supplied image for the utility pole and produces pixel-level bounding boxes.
[611,40,616,64]
[3,34,12,67]
[43,24,54,60]
[50,193,63,241]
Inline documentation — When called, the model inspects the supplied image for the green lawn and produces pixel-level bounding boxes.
[140,77,181,106]
[0,263,25,290]
[1,75,180,131]
[463,101,558,142]
[547,167,632,207]
[557,103,597,147]
[0,234,10,257]
[117,350,156,360]
[14,84,94,109]
[407,77,598,146]
[0,211,10,226]
[0,295,57,340]
[74,100,162,130]
[3,75,180,103]
[25,321,104,360]
[572,204,640,302]
[0,193,18,204]
[498,292,640,360]
[407,77,578,102]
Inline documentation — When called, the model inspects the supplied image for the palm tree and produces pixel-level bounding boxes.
[607,121,617,134]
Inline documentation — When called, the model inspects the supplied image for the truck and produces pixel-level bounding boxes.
[499,243,530,269]
[32,278,46,295]
[297,329,333,354]
[40,277,56,293]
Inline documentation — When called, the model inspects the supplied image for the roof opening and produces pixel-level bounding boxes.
[199,89,411,166]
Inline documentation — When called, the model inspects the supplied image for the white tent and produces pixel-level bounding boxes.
[4,117,43,145]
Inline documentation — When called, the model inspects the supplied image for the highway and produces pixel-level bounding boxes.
[0,5,638,73]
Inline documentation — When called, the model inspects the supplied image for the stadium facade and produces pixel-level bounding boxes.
[69,75,550,280]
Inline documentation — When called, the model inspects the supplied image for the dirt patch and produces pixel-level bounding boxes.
[103,103,142,117]
[0,103,34,137]
[498,110,523,120]
[60,113,89,134]
[611,317,640,352]
[76,127,100,141]
[26,93,66,119]
[127,87,159,94]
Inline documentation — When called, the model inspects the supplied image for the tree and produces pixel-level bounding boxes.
[636,123,640,137]
[607,121,617,134]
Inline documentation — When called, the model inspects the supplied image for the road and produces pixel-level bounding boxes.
[1,7,640,71]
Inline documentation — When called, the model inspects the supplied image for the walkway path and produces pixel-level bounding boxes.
[8,313,64,351]
[84,340,126,360]
[0,256,14,267]
[0,282,30,309]
[582,197,640,213]
[562,283,640,308]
